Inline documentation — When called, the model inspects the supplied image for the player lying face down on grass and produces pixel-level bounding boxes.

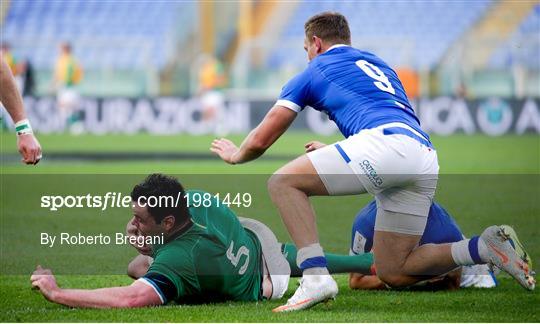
[30,174,294,308]
[31,173,375,308]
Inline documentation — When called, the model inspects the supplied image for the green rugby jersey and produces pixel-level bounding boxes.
[140,190,262,304]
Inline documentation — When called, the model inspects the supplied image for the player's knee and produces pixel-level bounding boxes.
[267,173,291,197]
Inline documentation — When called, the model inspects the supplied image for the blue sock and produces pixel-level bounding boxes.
[296,243,329,275]
[299,256,328,271]
[468,236,484,264]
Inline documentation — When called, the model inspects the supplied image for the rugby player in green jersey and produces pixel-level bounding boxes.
[31,174,288,307]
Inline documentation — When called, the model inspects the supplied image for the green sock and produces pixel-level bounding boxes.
[281,243,374,277]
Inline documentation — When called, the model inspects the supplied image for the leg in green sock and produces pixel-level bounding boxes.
[281,243,374,277]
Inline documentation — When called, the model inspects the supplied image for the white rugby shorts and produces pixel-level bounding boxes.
[307,122,439,235]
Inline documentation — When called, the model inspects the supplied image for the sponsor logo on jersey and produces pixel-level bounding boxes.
[359,160,383,187]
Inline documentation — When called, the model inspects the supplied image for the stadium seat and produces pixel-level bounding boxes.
[489,4,540,70]
[2,0,195,70]
[269,0,494,70]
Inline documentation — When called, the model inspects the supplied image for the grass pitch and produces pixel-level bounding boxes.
[0,132,539,322]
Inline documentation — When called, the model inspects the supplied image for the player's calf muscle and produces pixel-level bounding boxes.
[401,243,457,276]
[375,244,458,287]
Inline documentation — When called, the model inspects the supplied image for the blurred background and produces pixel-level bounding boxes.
[2,0,538,97]
[0,0,539,137]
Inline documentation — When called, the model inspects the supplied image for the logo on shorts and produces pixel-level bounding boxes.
[360,160,383,187]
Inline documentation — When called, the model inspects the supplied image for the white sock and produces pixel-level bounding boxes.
[303,267,330,275]
[451,239,474,266]
[451,236,488,266]
[297,243,329,275]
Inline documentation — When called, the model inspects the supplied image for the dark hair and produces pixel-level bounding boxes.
[131,173,190,225]
[304,12,351,45]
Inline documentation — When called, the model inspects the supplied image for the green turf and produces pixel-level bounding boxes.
[1,132,539,322]
[2,276,538,322]
[1,132,539,174]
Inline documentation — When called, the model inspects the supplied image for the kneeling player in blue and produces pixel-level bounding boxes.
[278,199,501,291]
[348,200,498,290]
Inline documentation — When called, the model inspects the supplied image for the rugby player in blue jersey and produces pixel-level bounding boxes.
[211,12,535,311]
[347,201,498,291]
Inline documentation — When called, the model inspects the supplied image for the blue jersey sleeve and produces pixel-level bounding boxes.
[276,68,312,113]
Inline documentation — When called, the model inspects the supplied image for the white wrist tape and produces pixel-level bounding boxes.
[15,119,33,136]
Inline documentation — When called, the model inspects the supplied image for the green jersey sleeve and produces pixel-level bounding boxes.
[142,246,196,303]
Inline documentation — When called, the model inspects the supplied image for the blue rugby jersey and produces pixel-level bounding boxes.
[277,45,429,140]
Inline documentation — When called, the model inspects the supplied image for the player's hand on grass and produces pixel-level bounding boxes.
[17,133,42,165]
[304,141,327,153]
[31,265,59,301]
[210,138,239,164]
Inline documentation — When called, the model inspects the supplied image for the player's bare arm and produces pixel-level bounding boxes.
[0,56,25,122]
[211,105,296,164]
[0,56,42,165]
[30,266,162,308]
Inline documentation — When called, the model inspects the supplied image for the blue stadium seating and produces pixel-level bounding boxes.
[269,0,493,70]
[489,4,540,70]
[2,0,195,70]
